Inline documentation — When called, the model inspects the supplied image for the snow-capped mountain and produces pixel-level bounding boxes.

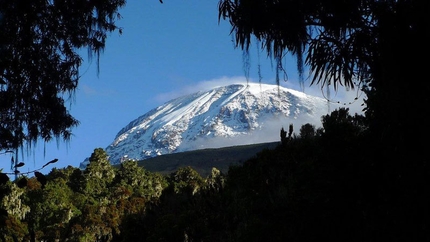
[81,82,336,168]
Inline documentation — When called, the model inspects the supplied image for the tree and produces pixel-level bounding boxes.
[114,159,166,200]
[299,123,315,140]
[24,174,79,241]
[218,0,428,156]
[0,181,30,241]
[218,2,429,239]
[82,148,115,199]
[69,148,117,241]
[0,0,126,154]
[320,107,366,143]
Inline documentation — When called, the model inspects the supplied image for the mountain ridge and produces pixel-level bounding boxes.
[129,141,280,177]
[80,82,334,168]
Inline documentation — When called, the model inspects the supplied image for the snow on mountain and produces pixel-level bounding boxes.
[80,82,336,168]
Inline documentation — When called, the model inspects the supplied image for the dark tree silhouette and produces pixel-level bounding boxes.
[218,0,428,156]
[0,0,126,153]
[280,127,287,144]
[219,2,429,240]
[299,123,315,140]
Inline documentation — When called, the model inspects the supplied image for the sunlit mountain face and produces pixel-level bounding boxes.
[80,83,334,168]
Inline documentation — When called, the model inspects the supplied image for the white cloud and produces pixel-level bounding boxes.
[79,84,117,97]
[179,113,324,152]
[153,76,249,103]
[80,84,97,95]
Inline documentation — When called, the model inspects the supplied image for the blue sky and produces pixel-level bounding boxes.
[0,1,365,177]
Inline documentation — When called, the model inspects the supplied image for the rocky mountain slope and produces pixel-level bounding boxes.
[80,82,334,168]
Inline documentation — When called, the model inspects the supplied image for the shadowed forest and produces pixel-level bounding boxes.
[1,108,429,241]
[1,0,429,241]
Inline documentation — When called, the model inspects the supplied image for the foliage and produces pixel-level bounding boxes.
[299,123,315,139]
[114,159,167,200]
[219,0,369,88]
[1,182,30,220]
[140,166,227,242]
[0,108,429,241]
[0,148,170,241]
[169,166,205,196]
[218,0,425,89]
[0,214,28,242]
[0,0,126,152]
[24,176,79,241]
[0,181,30,241]
[216,4,429,239]
[218,0,428,161]
[82,148,115,199]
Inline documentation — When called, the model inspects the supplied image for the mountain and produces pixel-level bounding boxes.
[80,82,334,168]
[134,141,280,177]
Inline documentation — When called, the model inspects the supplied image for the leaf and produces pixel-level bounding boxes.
[14,162,25,168]
[0,173,9,185]
[34,171,47,188]
[16,177,27,188]
[42,158,58,168]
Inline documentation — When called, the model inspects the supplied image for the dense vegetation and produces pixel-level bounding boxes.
[1,107,428,241]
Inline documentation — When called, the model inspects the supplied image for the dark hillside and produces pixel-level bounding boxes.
[135,141,280,177]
